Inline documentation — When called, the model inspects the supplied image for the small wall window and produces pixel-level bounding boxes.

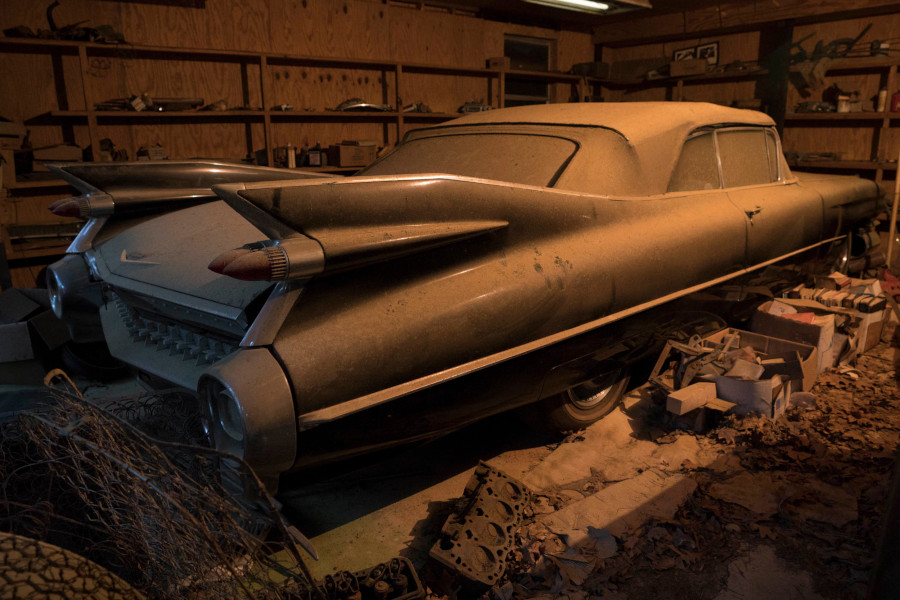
[668,132,720,192]
[504,35,551,107]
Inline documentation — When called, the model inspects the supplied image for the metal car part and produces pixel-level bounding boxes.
[430,463,529,586]
[45,254,104,341]
[47,161,331,249]
[199,348,296,482]
[291,234,844,432]
[240,280,305,347]
[66,216,109,253]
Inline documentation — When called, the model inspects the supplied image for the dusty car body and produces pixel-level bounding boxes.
[46,103,881,487]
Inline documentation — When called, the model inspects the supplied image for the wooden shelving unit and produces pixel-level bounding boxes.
[784,56,900,186]
[598,67,769,101]
[0,35,596,190]
[0,36,598,278]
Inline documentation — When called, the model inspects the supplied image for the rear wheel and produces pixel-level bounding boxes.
[539,368,630,432]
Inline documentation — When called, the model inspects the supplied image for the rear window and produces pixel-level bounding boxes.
[360,133,577,187]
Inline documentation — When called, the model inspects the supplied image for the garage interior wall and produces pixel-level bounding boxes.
[0,0,593,155]
[0,0,593,287]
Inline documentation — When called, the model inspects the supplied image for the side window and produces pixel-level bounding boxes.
[668,132,720,192]
[718,129,778,187]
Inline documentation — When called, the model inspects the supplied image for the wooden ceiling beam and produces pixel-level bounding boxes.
[595,0,900,46]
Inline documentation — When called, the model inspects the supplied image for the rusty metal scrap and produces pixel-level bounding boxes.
[430,463,531,586]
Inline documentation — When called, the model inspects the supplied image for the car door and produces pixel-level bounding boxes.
[720,127,823,267]
[664,129,748,279]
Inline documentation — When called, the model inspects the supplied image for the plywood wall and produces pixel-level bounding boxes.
[0,0,594,160]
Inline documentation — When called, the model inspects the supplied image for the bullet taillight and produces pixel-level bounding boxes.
[49,197,89,218]
[208,237,324,282]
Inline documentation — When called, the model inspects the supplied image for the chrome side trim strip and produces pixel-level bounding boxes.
[296,236,845,429]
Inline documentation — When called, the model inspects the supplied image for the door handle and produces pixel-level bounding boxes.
[745,206,762,219]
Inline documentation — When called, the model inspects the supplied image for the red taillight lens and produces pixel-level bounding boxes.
[49,198,86,218]
[208,246,287,281]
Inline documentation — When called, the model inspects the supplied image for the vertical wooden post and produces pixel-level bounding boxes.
[240,61,253,159]
[259,55,274,168]
[888,145,900,268]
[395,64,403,146]
[756,19,793,137]
[77,45,101,161]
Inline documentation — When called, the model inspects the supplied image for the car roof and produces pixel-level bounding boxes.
[442,102,773,142]
[415,102,777,196]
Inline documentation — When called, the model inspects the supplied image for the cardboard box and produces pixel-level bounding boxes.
[0,322,34,363]
[716,374,789,418]
[704,328,818,393]
[757,295,887,359]
[856,307,889,352]
[330,143,377,167]
[752,300,836,373]
[669,58,708,77]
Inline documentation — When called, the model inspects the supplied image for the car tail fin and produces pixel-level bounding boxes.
[210,175,509,281]
[47,161,329,220]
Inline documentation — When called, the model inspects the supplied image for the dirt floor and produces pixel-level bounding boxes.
[424,323,900,600]
[1,307,897,599]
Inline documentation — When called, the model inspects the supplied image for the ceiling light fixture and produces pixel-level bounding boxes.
[523,0,610,14]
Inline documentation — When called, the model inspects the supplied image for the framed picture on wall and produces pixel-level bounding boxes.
[697,42,719,65]
[673,47,696,61]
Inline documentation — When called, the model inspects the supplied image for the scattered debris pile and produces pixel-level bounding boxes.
[287,557,425,600]
[455,323,898,600]
[0,388,317,599]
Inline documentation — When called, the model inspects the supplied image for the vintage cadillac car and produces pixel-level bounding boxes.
[46,102,881,488]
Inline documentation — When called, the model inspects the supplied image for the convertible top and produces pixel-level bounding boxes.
[408,102,780,196]
[441,102,774,144]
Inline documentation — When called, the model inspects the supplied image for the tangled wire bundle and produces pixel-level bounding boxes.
[0,387,318,599]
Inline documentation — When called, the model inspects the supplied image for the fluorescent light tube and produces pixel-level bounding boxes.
[524,0,610,13]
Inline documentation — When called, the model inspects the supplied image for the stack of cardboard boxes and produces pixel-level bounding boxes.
[663,273,891,426]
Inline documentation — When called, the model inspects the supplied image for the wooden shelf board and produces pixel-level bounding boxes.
[269,110,398,120]
[791,56,900,73]
[266,53,395,70]
[401,112,460,120]
[784,112,886,121]
[402,62,496,77]
[4,174,72,189]
[599,68,767,88]
[502,68,582,82]
[5,240,71,261]
[789,160,894,171]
